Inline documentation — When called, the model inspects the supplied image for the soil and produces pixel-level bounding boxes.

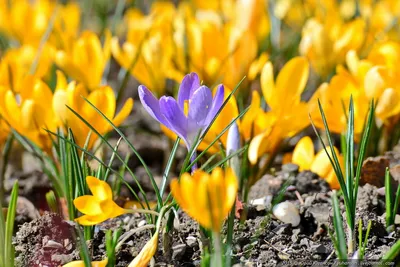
[11,166,400,266]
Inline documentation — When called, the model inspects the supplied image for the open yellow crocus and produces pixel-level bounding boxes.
[55,30,111,90]
[112,2,177,95]
[0,44,55,92]
[62,258,108,267]
[247,57,311,165]
[171,3,259,90]
[300,14,365,78]
[0,0,80,46]
[74,176,126,226]
[171,167,237,232]
[0,77,57,151]
[290,136,343,189]
[52,72,133,148]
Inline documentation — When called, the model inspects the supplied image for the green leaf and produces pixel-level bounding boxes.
[5,181,18,266]
[332,190,347,261]
[159,137,180,199]
[385,167,394,228]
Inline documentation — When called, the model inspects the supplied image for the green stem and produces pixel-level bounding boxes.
[0,134,13,206]
[347,225,354,255]
[212,231,223,267]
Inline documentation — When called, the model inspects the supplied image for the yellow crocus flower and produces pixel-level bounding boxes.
[172,4,259,90]
[112,3,177,95]
[62,258,108,267]
[290,136,343,189]
[0,44,55,92]
[52,72,133,148]
[55,30,111,90]
[171,167,238,232]
[299,14,365,78]
[74,176,126,226]
[0,0,80,46]
[248,57,311,165]
[0,77,57,151]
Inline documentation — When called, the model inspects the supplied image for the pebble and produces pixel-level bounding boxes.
[172,243,186,260]
[137,219,147,227]
[186,236,197,248]
[272,201,301,227]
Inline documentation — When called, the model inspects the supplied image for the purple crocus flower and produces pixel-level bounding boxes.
[138,72,224,150]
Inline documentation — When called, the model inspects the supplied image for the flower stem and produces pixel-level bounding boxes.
[212,231,223,267]
[124,208,160,216]
[190,152,198,173]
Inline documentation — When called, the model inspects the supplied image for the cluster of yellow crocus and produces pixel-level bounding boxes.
[0,0,132,151]
[309,41,400,136]
[285,136,343,189]
[112,0,269,96]
[0,0,80,47]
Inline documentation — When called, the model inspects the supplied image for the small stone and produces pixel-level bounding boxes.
[272,201,301,227]
[137,220,147,227]
[186,236,197,248]
[172,243,186,260]
[272,224,292,235]
[282,163,299,173]
[311,244,329,254]
[395,214,400,224]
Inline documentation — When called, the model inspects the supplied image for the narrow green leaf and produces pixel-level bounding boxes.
[160,137,180,199]
[77,226,91,267]
[345,97,354,214]
[73,100,162,208]
[385,168,393,228]
[332,190,347,260]
[5,181,18,266]
[205,145,247,172]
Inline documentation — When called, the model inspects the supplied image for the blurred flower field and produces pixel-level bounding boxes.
[0,0,400,266]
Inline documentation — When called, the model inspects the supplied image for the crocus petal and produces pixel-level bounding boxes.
[188,85,213,128]
[177,72,201,109]
[86,176,113,201]
[292,136,315,171]
[62,258,108,267]
[204,84,224,128]
[74,195,103,216]
[138,85,170,127]
[128,232,159,267]
[159,96,188,143]
[248,130,271,165]
[111,98,134,127]
[75,213,111,226]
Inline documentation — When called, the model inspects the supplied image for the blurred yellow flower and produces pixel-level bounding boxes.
[300,14,365,77]
[0,0,80,46]
[74,176,126,226]
[0,118,9,146]
[171,167,238,232]
[289,136,343,189]
[247,57,311,165]
[62,258,108,267]
[55,30,111,90]
[52,72,133,148]
[112,2,177,95]
[0,77,57,151]
[0,44,55,92]
[171,3,259,89]
[128,231,159,267]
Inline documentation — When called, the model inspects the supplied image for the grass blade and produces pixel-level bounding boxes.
[345,98,355,214]
[160,137,180,198]
[332,190,347,260]
[75,100,162,208]
[5,181,18,266]
[385,168,393,228]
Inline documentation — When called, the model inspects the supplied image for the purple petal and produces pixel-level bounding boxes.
[204,84,225,127]
[159,96,188,142]
[138,85,170,127]
[177,73,201,110]
[188,86,213,129]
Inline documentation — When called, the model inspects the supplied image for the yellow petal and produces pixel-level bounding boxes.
[310,147,339,178]
[292,136,315,171]
[375,88,400,120]
[128,232,159,267]
[73,195,103,216]
[274,57,309,110]
[56,70,68,91]
[260,61,275,109]
[62,258,108,267]
[364,66,389,99]
[111,98,134,127]
[248,52,269,80]
[241,90,261,140]
[248,130,270,165]
[86,176,113,201]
